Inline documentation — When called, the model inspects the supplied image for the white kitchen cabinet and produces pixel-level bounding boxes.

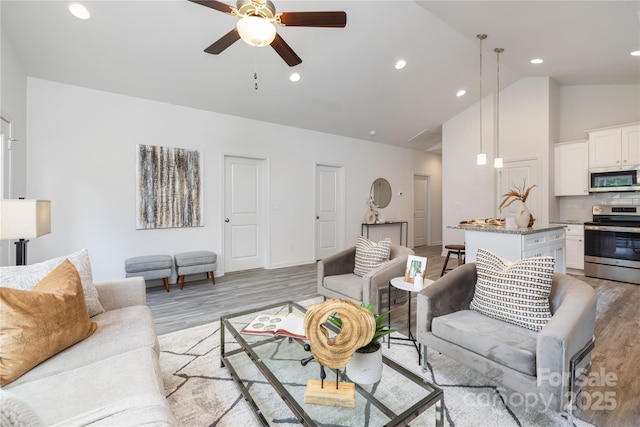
[588,123,640,168]
[457,225,566,273]
[554,140,589,196]
[565,224,584,270]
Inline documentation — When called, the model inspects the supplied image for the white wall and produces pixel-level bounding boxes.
[558,85,640,142]
[25,78,426,282]
[1,25,27,198]
[442,77,556,247]
[1,26,28,267]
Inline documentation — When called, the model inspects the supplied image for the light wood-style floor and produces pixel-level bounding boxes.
[146,244,445,335]
[146,244,638,426]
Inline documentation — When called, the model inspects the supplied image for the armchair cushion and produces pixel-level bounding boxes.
[353,236,391,276]
[432,310,537,376]
[322,273,364,301]
[470,248,554,332]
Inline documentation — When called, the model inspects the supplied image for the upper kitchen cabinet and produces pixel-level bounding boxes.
[554,140,589,196]
[588,123,640,168]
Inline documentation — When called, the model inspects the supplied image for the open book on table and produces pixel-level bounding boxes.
[241,312,307,340]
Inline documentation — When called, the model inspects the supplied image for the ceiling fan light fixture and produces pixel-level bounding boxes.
[237,16,276,47]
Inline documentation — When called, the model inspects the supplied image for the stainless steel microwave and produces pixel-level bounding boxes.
[589,166,640,193]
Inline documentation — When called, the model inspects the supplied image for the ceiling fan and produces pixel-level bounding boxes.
[189,0,347,67]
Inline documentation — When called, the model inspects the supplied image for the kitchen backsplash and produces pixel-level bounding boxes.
[558,192,640,222]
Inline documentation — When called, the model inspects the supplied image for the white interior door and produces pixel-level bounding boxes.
[224,156,266,272]
[1,116,13,266]
[499,158,539,220]
[413,175,429,247]
[315,164,344,260]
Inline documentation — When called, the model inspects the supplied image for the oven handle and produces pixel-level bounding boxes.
[584,224,640,233]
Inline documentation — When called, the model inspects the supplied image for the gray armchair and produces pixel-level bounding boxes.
[317,244,414,314]
[416,263,596,412]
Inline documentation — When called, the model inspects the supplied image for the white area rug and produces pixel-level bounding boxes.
[159,299,592,426]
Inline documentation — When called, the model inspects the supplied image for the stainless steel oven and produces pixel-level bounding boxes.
[584,205,640,285]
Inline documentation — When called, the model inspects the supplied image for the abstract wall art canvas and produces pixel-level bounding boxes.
[136,144,203,229]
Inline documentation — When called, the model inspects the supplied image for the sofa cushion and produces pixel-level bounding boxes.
[470,248,554,332]
[5,347,176,426]
[6,305,158,388]
[0,260,97,386]
[323,273,363,301]
[0,248,104,317]
[431,310,538,376]
[353,236,391,277]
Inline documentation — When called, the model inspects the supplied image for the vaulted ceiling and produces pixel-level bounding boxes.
[2,1,638,150]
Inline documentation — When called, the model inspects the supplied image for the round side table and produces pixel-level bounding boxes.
[387,276,434,365]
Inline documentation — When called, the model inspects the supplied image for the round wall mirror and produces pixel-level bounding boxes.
[370,178,392,209]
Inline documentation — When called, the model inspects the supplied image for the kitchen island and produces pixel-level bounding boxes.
[448,224,566,273]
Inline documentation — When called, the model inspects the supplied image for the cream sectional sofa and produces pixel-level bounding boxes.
[0,254,176,426]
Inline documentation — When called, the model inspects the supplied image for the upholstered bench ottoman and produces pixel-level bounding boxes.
[174,251,217,290]
[125,255,172,292]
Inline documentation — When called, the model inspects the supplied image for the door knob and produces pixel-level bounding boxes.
[224,218,230,223]
[316,216,320,220]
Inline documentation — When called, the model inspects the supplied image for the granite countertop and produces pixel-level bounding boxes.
[550,220,586,225]
[448,223,566,235]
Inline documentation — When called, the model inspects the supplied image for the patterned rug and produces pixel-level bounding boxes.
[158,299,593,427]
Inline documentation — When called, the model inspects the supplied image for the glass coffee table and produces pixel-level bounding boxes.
[220,300,444,426]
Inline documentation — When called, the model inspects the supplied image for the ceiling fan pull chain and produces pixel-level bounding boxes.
[254,51,259,90]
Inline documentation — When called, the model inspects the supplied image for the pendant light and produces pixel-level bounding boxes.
[494,47,504,169]
[476,34,488,165]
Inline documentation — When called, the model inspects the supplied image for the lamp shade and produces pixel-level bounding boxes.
[237,16,276,47]
[0,200,51,240]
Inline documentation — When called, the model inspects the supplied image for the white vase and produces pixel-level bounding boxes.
[346,345,382,384]
[515,202,531,228]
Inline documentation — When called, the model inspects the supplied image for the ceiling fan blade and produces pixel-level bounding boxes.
[278,11,346,27]
[270,33,302,67]
[204,28,241,54]
[188,0,234,14]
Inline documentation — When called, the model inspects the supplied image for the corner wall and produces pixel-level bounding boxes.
[25,78,429,282]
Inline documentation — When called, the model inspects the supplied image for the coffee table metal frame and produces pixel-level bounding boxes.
[220,300,444,427]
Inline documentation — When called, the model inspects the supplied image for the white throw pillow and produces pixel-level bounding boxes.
[0,389,44,427]
[0,248,104,317]
[470,248,554,332]
[353,236,391,277]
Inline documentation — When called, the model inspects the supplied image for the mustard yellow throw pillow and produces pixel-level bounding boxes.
[0,259,97,385]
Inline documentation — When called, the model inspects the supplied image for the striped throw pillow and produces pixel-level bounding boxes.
[353,236,391,277]
[470,248,554,332]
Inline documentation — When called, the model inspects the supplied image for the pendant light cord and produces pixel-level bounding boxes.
[477,34,487,156]
[495,48,504,161]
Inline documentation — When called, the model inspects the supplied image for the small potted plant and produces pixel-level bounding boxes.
[328,303,397,384]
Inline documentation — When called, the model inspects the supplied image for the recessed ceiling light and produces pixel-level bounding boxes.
[69,3,90,20]
[631,51,640,57]
[395,60,406,70]
[530,58,544,64]
[456,89,466,97]
[289,72,301,82]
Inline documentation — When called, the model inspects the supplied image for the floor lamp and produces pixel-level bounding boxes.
[0,199,51,266]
